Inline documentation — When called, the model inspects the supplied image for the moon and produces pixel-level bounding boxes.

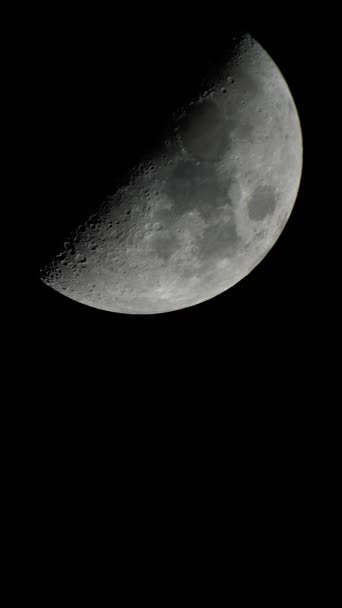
[41,34,303,314]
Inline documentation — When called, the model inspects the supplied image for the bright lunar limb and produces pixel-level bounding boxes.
[41,34,303,314]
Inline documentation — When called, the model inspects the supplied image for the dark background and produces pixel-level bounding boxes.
[8,5,338,587]
[23,4,328,416]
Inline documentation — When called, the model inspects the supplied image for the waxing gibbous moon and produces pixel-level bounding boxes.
[41,34,303,314]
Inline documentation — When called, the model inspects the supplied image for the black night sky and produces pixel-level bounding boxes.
[9,6,338,587]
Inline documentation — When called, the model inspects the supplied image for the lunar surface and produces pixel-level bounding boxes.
[41,34,303,314]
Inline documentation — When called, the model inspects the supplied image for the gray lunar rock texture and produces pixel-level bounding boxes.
[41,34,303,314]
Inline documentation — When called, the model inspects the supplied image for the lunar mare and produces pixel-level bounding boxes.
[41,34,303,314]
